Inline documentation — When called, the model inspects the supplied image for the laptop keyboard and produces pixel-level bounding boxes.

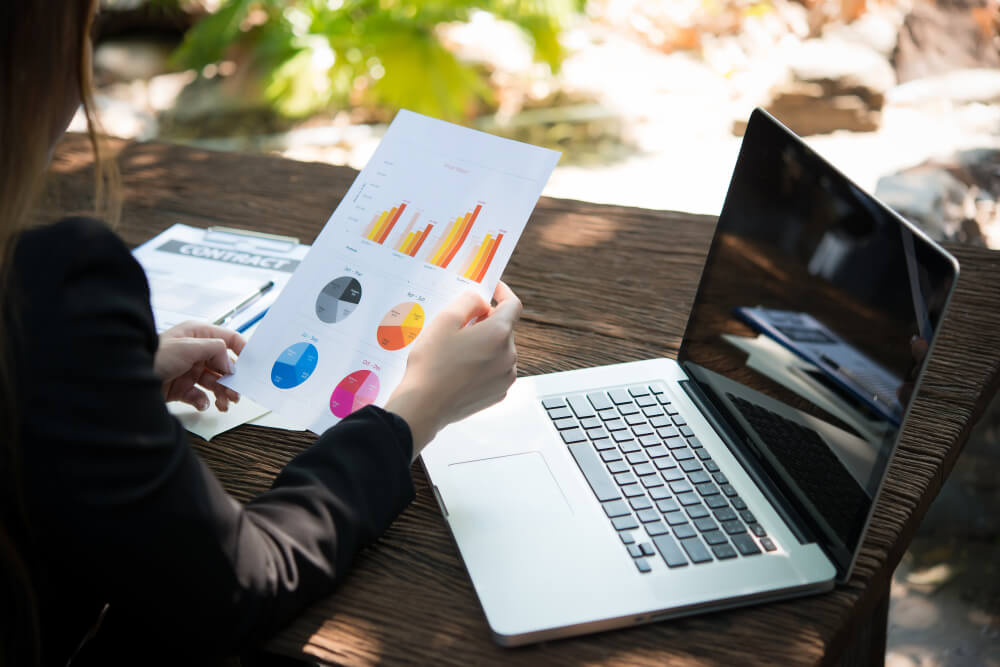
[542,383,777,574]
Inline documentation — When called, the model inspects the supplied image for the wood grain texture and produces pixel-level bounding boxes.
[39,134,1000,666]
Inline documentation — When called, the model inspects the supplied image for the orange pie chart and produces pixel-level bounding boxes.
[377,302,424,350]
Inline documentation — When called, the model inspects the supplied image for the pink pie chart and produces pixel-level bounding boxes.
[329,370,380,418]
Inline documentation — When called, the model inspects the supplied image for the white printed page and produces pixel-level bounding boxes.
[223,110,560,434]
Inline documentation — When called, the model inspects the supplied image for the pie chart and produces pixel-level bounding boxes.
[315,276,362,324]
[376,302,425,351]
[271,342,319,389]
[329,370,380,418]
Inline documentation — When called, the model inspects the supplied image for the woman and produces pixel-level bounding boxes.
[0,1,521,664]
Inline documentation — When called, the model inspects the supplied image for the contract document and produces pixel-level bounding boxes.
[223,110,560,434]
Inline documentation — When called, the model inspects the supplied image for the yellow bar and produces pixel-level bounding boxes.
[430,215,467,265]
[435,213,472,266]
[361,213,380,238]
[463,235,492,279]
[367,209,391,241]
[370,207,398,242]
[399,232,417,255]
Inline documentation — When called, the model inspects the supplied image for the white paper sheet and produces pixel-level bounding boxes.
[223,110,560,434]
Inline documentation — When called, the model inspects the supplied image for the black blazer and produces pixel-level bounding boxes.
[7,218,415,665]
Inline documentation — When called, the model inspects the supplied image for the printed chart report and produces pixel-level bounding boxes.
[223,110,560,434]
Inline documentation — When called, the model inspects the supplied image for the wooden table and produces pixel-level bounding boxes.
[40,134,1000,666]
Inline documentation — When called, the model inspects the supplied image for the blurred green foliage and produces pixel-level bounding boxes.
[171,0,581,121]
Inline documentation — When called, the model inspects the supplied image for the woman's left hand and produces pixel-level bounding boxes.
[154,321,245,412]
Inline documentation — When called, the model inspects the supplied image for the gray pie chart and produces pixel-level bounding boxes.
[315,276,362,323]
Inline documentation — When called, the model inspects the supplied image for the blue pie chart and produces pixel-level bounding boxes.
[271,342,319,389]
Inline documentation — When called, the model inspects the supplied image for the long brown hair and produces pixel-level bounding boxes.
[1,1,118,664]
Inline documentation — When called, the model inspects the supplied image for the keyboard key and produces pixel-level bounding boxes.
[640,475,663,489]
[598,408,619,421]
[672,415,687,426]
[639,542,656,557]
[646,445,669,458]
[637,508,660,523]
[607,460,629,474]
[629,496,653,510]
[657,426,681,439]
[587,392,614,411]
[642,405,664,418]
[542,398,567,410]
[619,403,640,416]
[656,498,680,513]
[657,394,673,405]
[553,418,578,430]
[600,449,623,463]
[628,544,643,558]
[760,537,777,552]
[664,511,688,526]
[685,504,710,519]
[645,521,668,536]
[713,472,729,485]
[680,426,695,437]
[661,468,684,482]
[619,440,641,453]
[547,406,572,420]
[580,416,602,430]
[676,492,701,506]
[633,462,656,476]
[654,457,676,470]
[751,524,767,537]
[625,413,646,426]
[568,395,597,419]
[614,471,637,486]
[704,460,720,473]
[649,384,665,395]
[612,515,639,531]
[679,459,702,473]
[635,395,658,408]
[740,510,757,524]
[705,495,729,509]
[632,423,654,437]
[720,483,737,497]
[695,449,713,461]
[689,470,711,484]
[603,500,631,518]
[696,482,720,497]
[694,517,719,532]
[620,531,636,545]
[568,442,621,501]
[649,415,671,428]
[605,419,627,431]
[635,558,652,573]
[621,483,645,498]
[608,389,632,405]
[626,452,648,465]
[687,436,703,448]
[673,523,697,539]
[714,507,737,522]
[665,437,687,450]
[731,497,748,510]
[613,430,636,444]
[664,404,680,416]
[649,486,671,500]
[721,520,747,535]
[679,537,713,564]
[652,535,688,568]
[712,543,738,559]
[673,448,695,461]
[639,435,661,448]
[561,428,587,444]
[701,530,728,546]
[592,438,616,451]
[628,385,651,397]
[669,480,692,494]
[731,533,761,556]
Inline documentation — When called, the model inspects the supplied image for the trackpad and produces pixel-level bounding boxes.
[446,452,572,529]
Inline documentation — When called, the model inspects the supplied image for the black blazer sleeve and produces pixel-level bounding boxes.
[11,218,415,662]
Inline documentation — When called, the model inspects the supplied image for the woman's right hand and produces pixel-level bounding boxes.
[385,281,522,458]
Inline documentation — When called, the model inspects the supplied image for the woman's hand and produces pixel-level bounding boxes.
[154,321,245,412]
[385,281,522,458]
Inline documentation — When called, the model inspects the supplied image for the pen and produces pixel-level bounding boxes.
[214,281,275,327]
[236,307,269,334]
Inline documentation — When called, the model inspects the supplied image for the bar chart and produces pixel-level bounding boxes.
[454,231,505,283]
[393,215,434,258]
[425,204,483,269]
[363,202,409,245]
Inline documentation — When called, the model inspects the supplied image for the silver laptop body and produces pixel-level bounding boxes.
[421,108,960,646]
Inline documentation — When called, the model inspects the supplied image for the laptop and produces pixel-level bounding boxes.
[420,108,960,646]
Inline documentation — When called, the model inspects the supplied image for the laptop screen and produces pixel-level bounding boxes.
[677,109,958,577]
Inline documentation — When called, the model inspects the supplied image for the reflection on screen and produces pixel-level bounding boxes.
[677,110,956,571]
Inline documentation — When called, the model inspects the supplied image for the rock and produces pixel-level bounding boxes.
[892,1,1000,84]
[734,37,896,135]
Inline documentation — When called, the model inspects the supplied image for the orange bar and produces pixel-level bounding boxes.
[362,212,380,238]
[431,214,468,266]
[462,236,492,279]
[376,202,407,244]
[473,232,503,283]
[367,209,392,241]
[409,224,433,257]
[398,232,417,254]
[395,212,419,252]
[441,204,482,268]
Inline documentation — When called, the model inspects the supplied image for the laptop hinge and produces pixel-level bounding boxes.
[679,379,817,546]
